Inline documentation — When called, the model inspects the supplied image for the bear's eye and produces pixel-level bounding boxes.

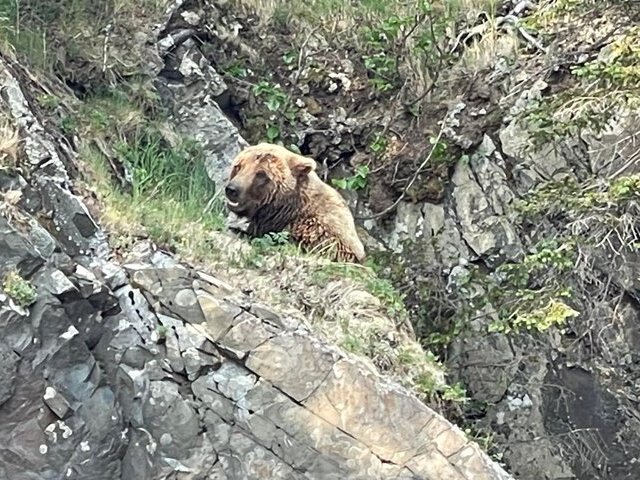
[230,165,240,178]
[255,170,270,183]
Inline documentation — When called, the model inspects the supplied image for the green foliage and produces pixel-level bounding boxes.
[489,299,578,334]
[523,92,616,148]
[362,52,397,91]
[224,61,249,79]
[414,372,438,396]
[3,269,37,306]
[331,165,370,191]
[517,175,640,218]
[115,136,217,211]
[360,1,447,92]
[571,27,640,87]
[442,382,468,403]
[0,0,48,68]
[369,134,388,153]
[79,87,226,259]
[487,240,578,334]
[282,50,296,65]
[37,94,61,111]
[237,231,298,268]
[251,80,298,143]
[60,116,78,135]
[341,334,366,354]
[250,231,291,251]
[419,239,579,346]
[522,28,640,148]
[0,0,166,82]
[610,175,640,199]
[429,135,453,165]
[411,369,467,403]
[463,424,500,461]
[253,81,289,113]
[356,2,452,93]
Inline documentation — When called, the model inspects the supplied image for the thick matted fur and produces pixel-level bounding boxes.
[224,143,365,263]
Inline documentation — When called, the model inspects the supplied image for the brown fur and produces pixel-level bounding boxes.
[224,143,366,263]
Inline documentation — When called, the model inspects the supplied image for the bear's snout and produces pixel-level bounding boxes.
[224,180,251,216]
[225,183,240,202]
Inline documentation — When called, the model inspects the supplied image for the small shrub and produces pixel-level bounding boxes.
[369,134,388,153]
[251,80,298,142]
[3,270,37,306]
[442,382,468,403]
[252,81,289,113]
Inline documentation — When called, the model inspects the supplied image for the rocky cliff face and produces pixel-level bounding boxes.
[190,1,640,479]
[0,48,510,479]
[1,0,640,479]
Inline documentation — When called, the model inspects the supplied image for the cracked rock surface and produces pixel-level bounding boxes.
[0,42,511,480]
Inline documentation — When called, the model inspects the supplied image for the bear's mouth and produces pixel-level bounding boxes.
[226,200,249,216]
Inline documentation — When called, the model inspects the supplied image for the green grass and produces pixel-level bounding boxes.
[84,136,226,259]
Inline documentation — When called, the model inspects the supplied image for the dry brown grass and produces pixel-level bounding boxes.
[0,120,20,167]
[457,21,520,74]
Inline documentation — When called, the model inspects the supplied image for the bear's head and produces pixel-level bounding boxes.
[224,143,316,218]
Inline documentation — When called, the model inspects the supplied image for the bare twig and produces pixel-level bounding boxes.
[101,23,113,73]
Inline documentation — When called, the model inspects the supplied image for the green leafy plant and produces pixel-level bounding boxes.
[224,61,248,78]
[489,299,578,334]
[331,165,370,191]
[282,50,297,65]
[429,135,452,165]
[265,124,281,143]
[362,53,397,91]
[251,231,291,249]
[416,239,580,346]
[522,28,640,149]
[251,81,299,142]
[442,382,468,403]
[253,81,289,113]
[369,134,388,153]
[517,175,640,218]
[3,270,37,306]
[239,231,296,268]
[341,334,366,354]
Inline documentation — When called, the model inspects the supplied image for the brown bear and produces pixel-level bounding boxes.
[224,143,366,263]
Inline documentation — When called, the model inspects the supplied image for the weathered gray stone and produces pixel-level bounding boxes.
[304,358,436,465]
[246,331,338,402]
[0,340,19,407]
[220,312,278,357]
[155,28,248,191]
[42,385,72,418]
[451,152,522,264]
[196,289,241,339]
[0,216,46,275]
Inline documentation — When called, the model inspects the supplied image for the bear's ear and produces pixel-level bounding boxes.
[289,154,316,178]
